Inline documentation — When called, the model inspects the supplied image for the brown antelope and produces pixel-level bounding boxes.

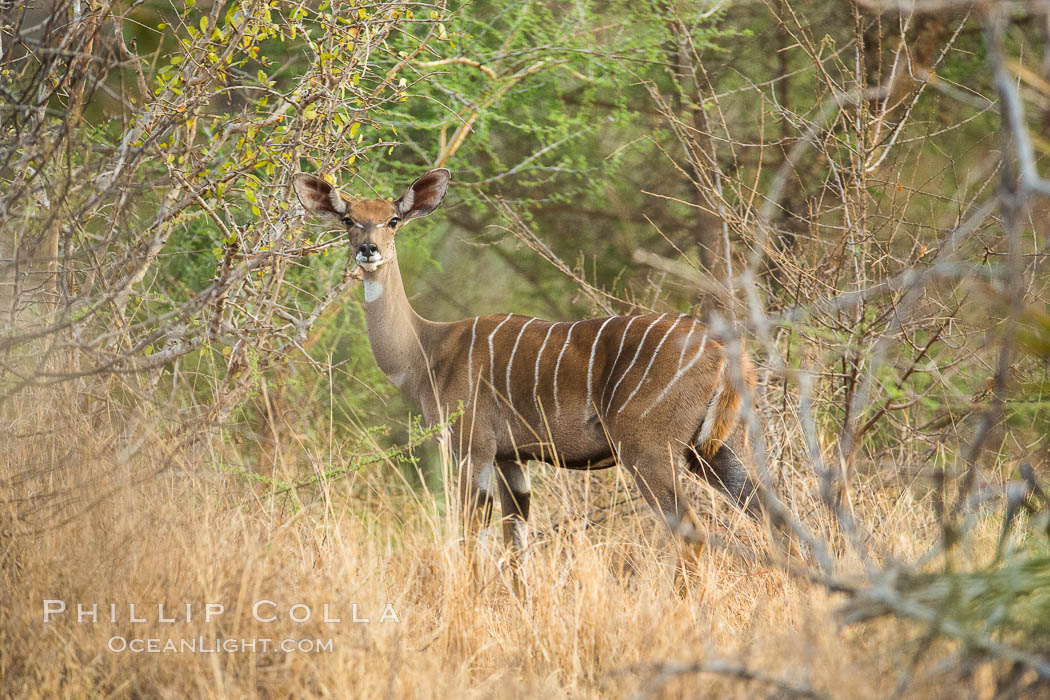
[292,169,759,564]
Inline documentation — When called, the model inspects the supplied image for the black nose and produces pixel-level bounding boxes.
[358,242,379,258]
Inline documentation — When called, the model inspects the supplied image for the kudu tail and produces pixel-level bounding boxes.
[686,349,761,517]
[693,348,754,460]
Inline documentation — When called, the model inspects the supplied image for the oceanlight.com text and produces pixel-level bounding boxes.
[107,636,335,654]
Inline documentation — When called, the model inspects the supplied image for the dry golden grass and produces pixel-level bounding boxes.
[0,383,1004,699]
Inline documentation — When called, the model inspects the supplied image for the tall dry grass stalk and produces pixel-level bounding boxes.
[4,0,1050,697]
[1,371,1000,699]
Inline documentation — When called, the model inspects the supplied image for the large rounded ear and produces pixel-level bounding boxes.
[292,173,348,220]
[396,169,451,222]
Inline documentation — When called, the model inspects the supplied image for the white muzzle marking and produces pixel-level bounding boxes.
[356,251,385,272]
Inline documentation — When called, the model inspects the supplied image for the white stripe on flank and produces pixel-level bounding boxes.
[640,331,708,418]
[677,318,697,369]
[586,317,617,415]
[553,321,581,417]
[696,360,727,444]
[617,315,684,414]
[467,317,479,404]
[506,318,538,407]
[533,323,559,414]
[604,313,667,411]
[601,316,641,401]
[488,314,514,399]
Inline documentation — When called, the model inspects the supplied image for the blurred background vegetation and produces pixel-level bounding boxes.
[3,0,1050,694]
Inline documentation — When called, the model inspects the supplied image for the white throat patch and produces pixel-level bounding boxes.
[364,280,384,302]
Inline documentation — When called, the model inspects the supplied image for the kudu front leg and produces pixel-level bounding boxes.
[496,460,530,551]
[458,447,495,586]
[496,460,531,593]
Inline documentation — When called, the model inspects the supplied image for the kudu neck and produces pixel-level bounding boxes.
[361,251,433,389]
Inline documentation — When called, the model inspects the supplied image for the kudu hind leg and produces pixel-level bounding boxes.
[694,440,805,560]
[693,440,762,518]
[620,444,704,555]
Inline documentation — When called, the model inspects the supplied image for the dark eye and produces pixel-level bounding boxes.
[387,217,400,228]
[341,216,355,227]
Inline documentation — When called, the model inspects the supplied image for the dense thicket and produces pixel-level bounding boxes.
[3,0,1050,694]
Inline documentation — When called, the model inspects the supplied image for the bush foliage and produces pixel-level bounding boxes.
[3,0,1050,696]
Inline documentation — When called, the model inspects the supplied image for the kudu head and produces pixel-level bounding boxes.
[292,169,451,272]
